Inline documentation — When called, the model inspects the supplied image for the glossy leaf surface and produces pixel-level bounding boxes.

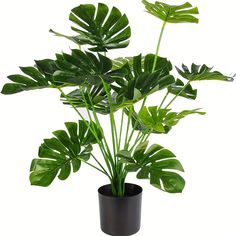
[130,106,205,134]
[51,3,131,52]
[142,0,199,23]
[1,60,62,94]
[118,141,185,193]
[30,120,102,186]
[176,64,234,82]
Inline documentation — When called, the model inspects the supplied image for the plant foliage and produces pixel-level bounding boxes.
[1,1,234,197]
[118,141,185,193]
[142,0,199,23]
[176,64,234,82]
[50,3,131,52]
[30,121,102,186]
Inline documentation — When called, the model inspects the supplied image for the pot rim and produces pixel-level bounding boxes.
[98,183,143,199]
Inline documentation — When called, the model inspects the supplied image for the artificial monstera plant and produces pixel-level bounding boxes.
[1,0,234,197]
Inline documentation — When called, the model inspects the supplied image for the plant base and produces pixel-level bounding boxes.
[98,183,142,236]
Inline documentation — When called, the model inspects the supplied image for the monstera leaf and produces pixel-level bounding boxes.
[142,0,199,24]
[61,54,174,114]
[61,85,110,115]
[54,49,127,86]
[129,106,205,134]
[117,141,185,193]
[51,3,131,52]
[176,64,234,82]
[1,60,62,94]
[30,120,102,186]
[112,54,174,101]
[168,79,197,100]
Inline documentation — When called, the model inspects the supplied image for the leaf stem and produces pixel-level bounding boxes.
[101,80,118,159]
[90,153,111,180]
[79,86,114,176]
[126,97,146,147]
[152,21,167,72]
[58,87,113,176]
[124,106,133,150]
[79,158,108,177]
[118,109,125,150]
[164,81,191,109]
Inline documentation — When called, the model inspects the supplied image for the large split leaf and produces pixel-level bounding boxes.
[142,0,199,23]
[130,106,205,134]
[61,54,174,115]
[30,120,102,186]
[1,60,62,94]
[112,54,174,102]
[117,141,185,193]
[51,3,131,52]
[176,64,234,82]
[53,49,126,86]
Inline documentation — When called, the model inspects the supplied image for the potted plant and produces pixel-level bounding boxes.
[1,1,234,235]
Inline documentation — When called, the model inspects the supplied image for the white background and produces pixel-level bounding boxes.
[0,0,236,235]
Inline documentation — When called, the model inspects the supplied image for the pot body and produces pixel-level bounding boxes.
[98,183,142,236]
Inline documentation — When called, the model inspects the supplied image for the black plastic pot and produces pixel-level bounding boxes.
[98,183,142,236]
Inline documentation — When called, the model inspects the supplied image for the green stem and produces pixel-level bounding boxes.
[126,97,146,148]
[152,21,167,72]
[143,132,151,143]
[129,131,142,152]
[90,153,111,180]
[164,81,191,109]
[78,158,107,176]
[85,87,113,159]
[101,80,118,159]
[124,20,167,152]
[124,106,133,150]
[58,87,113,176]
[80,87,114,176]
[118,109,125,150]
[158,91,169,110]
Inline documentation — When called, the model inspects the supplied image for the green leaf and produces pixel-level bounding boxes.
[124,142,185,193]
[150,170,185,193]
[1,58,66,95]
[60,53,174,115]
[168,79,197,100]
[2,70,52,94]
[133,141,149,162]
[135,106,205,134]
[30,120,101,187]
[137,166,150,179]
[61,85,110,115]
[50,3,131,52]
[117,150,135,164]
[113,54,174,103]
[142,0,199,24]
[151,159,184,172]
[176,64,234,82]
[146,149,176,164]
[53,50,126,86]
[125,164,140,172]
